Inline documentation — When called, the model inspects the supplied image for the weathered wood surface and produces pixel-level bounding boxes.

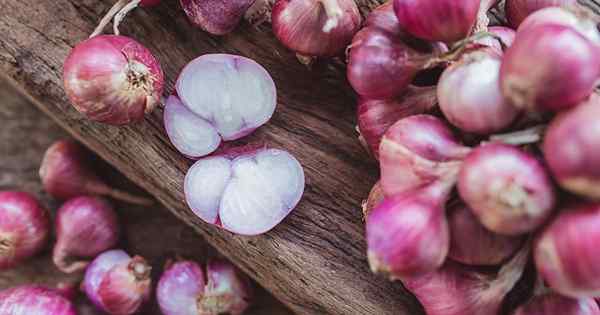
[0,80,290,315]
[2,0,597,313]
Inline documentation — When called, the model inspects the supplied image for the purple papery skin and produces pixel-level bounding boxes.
[514,293,600,315]
[0,285,76,315]
[83,249,130,309]
[157,261,205,315]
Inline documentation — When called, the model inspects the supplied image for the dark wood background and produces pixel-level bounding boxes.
[0,0,597,314]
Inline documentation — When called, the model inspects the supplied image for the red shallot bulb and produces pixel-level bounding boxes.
[272,0,361,57]
[535,202,600,297]
[366,180,454,279]
[0,285,76,315]
[172,54,276,153]
[53,196,120,274]
[505,0,578,28]
[448,202,524,266]
[438,48,519,134]
[476,26,516,53]
[393,0,481,42]
[543,97,600,199]
[83,249,151,315]
[63,35,164,125]
[0,191,49,270]
[500,24,600,112]
[40,140,153,205]
[514,292,600,315]
[357,86,437,159]
[347,2,442,99]
[518,6,600,43]
[379,115,470,197]
[157,259,253,315]
[181,0,256,35]
[185,147,305,235]
[458,143,555,235]
[402,244,529,315]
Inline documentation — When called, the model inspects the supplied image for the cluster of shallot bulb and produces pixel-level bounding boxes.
[0,140,254,315]
[350,0,600,314]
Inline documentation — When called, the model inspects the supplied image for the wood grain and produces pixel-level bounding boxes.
[0,79,290,315]
[1,0,597,313]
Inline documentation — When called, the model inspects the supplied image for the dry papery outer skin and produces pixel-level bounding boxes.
[184,148,305,236]
[535,203,600,297]
[362,181,384,218]
[514,293,600,315]
[393,0,481,42]
[458,143,555,235]
[517,6,600,43]
[53,196,120,274]
[402,244,529,315]
[0,191,50,270]
[438,48,519,134]
[543,96,600,199]
[379,114,470,197]
[272,0,361,57]
[83,249,151,315]
[180,0,256,35]
[505,0,577,28]
[0,285,77,315]
[500,24,600,112]
[347,2,440,99]
[63,35,163,125]
[357,85,437,160]
[448,202,524,266]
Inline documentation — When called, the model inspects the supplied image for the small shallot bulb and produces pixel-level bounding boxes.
[53,196,120,274]
[357,85,437,159]
[185,147,305,235]
[272,0,361,57]
[347,2,442,99]
[366,181,454,279]
[458,143,555,235]
[514,292,600,315]
[402,244,529,315]
[476,26,516,53]
[157,259,253,315]
[0,191,49,270]
[535,203,600,297]
[181,0,256,35]
[393,0,481,42]
[83,249,151,315]
[448,202,524,266]
[379,115,470,197]
[505,0,578,28]
[0,285,76,315]
[543,97,600,199]
[518,6,600,43]
[438,49,519,134]
[40,140,153,205]
[63,35,164,125]
[500,24,600,112]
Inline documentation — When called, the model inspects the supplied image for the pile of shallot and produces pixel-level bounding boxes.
[0,140,255,315]
[351,0,600,314]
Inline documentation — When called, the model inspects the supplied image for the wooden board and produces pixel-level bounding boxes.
[0,79,290,315]
[1,0,597,313]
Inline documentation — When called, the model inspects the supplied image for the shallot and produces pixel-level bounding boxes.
[356,86,437,159]
[458,143,555,235]
[505,0,577,28]
[157,259,253,315]
[448,202,524,266]
[53,196,120,274]
[475,26,516,53]
[0,285,76,315]
[518,6,600,43]
[543,96,600,199]
[500,24,600,112]
[514,292,600,315]
[184,147,305,235]
[40,140,153,205]
[181,0,256,35]
[0,191,49,270]
[63,35,163,125]
[402,245,529,315]
[272,0,361,57]
[83,249,151,315]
